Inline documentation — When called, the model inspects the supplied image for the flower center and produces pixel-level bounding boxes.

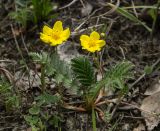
[52,31,60,40]
[88,40,96,48]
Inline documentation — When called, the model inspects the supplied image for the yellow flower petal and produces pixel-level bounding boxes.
[90,31,100,40]
[96,40,106,47]
[53,21,63,31]
[80,35,90,47]
[62,28,70,41]
[50,38,63,46]
[87,46,99,52]
[42,25,52,35]
[40,33,51,43]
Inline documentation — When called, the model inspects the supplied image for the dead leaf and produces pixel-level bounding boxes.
[81,2,93,17]
[133,122,145,131]
[140,91,160,131]
[144,79,160,95]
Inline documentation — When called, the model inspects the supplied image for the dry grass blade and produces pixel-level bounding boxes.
[98,0,120,17]
[0,67,14,84]
[63,103,86,112]
[108,3,152,32]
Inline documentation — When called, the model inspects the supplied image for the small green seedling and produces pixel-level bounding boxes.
[25,92,61,130]
[0,77,20,112]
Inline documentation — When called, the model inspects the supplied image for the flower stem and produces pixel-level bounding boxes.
[92,107,97,131]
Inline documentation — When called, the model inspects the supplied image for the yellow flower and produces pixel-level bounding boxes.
[80,31,106,52]
[40,21,70,46]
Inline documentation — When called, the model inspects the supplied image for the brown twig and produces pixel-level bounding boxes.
[95,107,105,121]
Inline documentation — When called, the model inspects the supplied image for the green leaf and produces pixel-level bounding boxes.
[90,61,134,101]
[50,53,72,79]
[148,8,156,21]
[104,111,111,123]
[144,65,153,75]
[120,85,129,95]
[9,8,29,28]
[35,92,60,105]
[29,105,40,115]
[31,0,53,23]
[55,74,64,84]
[5,95,20,111]
[29,52,49,64]
[30,52,77,89]
[49,115,61,128]
[49,53,76,89]
[108,3,152,32]
[45,63,56,76]
[54,73,73,88]
[24,115,39,125]
[0,77,20,111]
[31,126,39,131]
[71,57,95,87]
[0,81,11,94]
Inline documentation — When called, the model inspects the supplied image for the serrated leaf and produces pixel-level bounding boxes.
[49,53,76,89]
[71,57,95,87]
[29,52,49,64]
[55,74,64,84]
[45,63,56,76]
[104,61,134,90]
[29,52,42,62]
[35,92,60,105]
[90,61,134,101]
[50,53,72,78]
